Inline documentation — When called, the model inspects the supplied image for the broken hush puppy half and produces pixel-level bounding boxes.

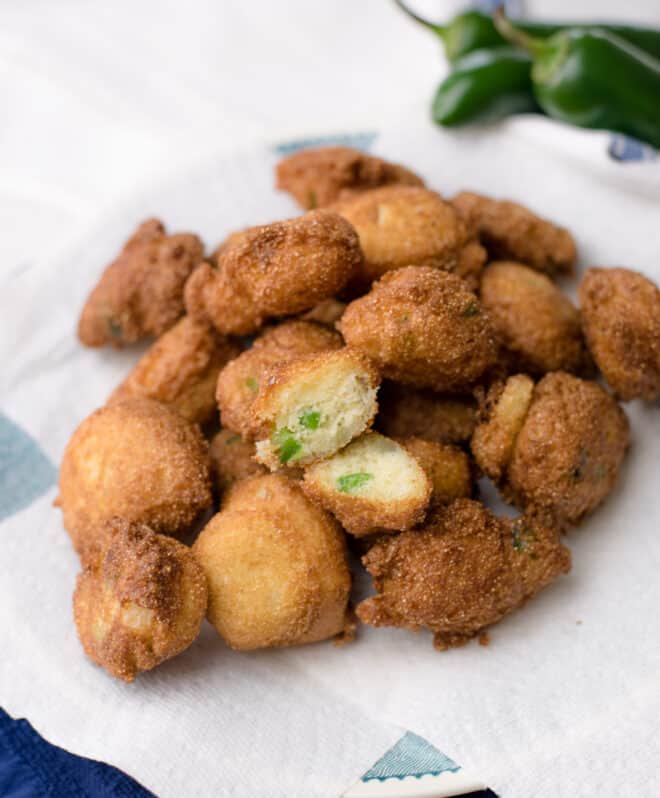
[251,348,380,469]
[302,432,431,537]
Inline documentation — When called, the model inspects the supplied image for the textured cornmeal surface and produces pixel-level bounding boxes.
[303,432,431,536]
[253,350,379,468]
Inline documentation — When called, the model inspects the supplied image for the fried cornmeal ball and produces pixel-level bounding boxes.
[480,261,591,376]
[216,320,343,438]
[396,437,472,508]
[251,348,380,469]
[302,432,431,537]
[73,519,207,682]
[58,398,212,566]
[356,499,571,650]
[579,267,660,401]
[78,218,204,348]
[275,146,424,210]
[339,267,498,392]
[451,191,576,277]
[193,474,351,649]
[471,372,629,523]
[332,186,486,291]
[299,297,347,327]
[109,317,241,425]
[209,429,266,495]
[184,210,362,336]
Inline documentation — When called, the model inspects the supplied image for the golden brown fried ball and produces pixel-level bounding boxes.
[356,499,571,650]
[276,146,424,210]
[302,432,431,537]
[251,348,380,469]
[471,372,629,523]
[480,261,591,376]
[579,267,660,401]
[109,317,241,425]
[299,297,347,327]
[74,519,207,682]
[78,219,204,348]
[376,382,477,445]
[216,320,342,438]
[452,191,576,277]
[333,186,486,291]
[58,398,212,566]
[184,210,362,335]
[339,267,498,392]
[193,474,351,649]
[396,437,473,508]
[209,429,266,496]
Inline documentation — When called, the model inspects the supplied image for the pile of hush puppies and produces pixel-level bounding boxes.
[57,146,660,682]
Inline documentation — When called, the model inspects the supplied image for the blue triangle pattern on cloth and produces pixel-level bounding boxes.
[361,732,461,782]
[273,131,378,156]
[0,412,56,521]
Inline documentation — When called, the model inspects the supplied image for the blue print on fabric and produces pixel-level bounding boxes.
[274,131,378,156]
[0,412,56,521]
[608,134,657,162]
[361,731,461,782]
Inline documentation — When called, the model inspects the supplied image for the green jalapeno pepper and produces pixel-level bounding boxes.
[432,46,538,126]
[495,10,660,149]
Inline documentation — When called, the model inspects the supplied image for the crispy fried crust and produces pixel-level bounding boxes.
[333,186,486,291]
[194,474,351,649]
[58,398,212,566]
[109,316,241,424]
[78,219,204,348]
[471,375,535,482]
[480,261,591,376]
[209,429,266,496]
[376,382,477,445]
[396,437,473,507]
[184,210,362,335]
[276,146,424,209]
[579,267,660,401]
[452,192,576,277]
[73,519,207,681]
[356,499,571,650]
[506,373,629,523]
[339,266,498,392]
[299,298,347,327]
[216,321,342,438]
[302,432,432,537]
[251,347,380,468]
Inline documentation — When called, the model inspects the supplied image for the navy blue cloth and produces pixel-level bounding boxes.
[0,709,155,798]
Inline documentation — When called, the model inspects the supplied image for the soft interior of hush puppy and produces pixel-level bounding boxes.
[253,349,379,468]
[303,432,431,536]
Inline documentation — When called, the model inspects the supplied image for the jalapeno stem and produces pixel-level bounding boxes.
[394,0,446,35]
[494,8,544,56]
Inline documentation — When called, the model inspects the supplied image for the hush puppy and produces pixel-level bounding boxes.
[452,191,576,277]
[376,382,477,445]
[471,372,629,523]
[356,499,571,650]
[209,429,266,496]
[276,145,424,209]
[579,267,660,401]
[396,437,473,508]
[216,320,342,438]
[339,267,498,392]
[184,210,361,335]
[193,474,351,649]
[58,398,212,566]
[74,518,207,682]
[302,432,432,537]
[251,348,380,469]
[299,297,347,327]
[333,186,486,290]
[480,261,591,376]
[109,316,241,425]
[78,218,204,348]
